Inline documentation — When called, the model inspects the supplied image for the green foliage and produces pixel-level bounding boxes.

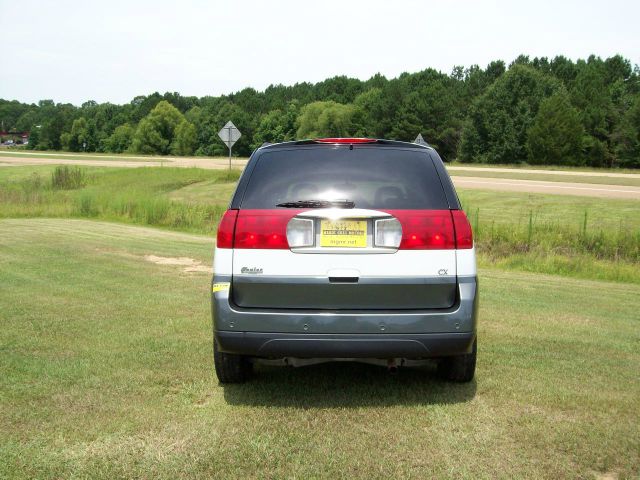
[582,136,610,168]
[130,100,187,154]
[1,54,639,166]
[296,101,359,138]
[527,90,584,166]
[251,101,299,149]
[101,123,134,153]
[130,117,167,154]
[171,120,197,155]
[60,116,89,151]
[50,166,87,190]
[613,95,640,168]
[570,60,613,140]
[352,88,385,137]
[190,101,255,156]
[460,65,559,164]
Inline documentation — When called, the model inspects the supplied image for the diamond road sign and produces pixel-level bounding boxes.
[218,121,241,148]
[414,133,430,146]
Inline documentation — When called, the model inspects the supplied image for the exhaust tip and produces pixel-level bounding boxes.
[387,359,398,374]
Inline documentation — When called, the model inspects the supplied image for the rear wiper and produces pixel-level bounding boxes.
[276,199,355,209]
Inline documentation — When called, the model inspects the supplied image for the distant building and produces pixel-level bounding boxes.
[0,131,30,145]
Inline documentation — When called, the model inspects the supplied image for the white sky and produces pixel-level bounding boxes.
[1,0,638,106]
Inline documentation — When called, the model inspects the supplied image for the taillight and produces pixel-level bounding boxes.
[234,210,303,249]
[451,210,473,249]
[216,209,238,248]
[385,210,456,250]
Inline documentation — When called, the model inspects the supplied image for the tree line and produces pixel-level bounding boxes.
[1,54,639,167]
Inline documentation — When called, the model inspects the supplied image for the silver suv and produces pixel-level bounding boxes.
[212,138,477,383]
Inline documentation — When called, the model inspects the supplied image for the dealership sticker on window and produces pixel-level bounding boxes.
[212,282,230,293]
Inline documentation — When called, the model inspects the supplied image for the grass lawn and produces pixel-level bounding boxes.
[457,189,640,231]
[168,178,237,206]
[0,218,638,479]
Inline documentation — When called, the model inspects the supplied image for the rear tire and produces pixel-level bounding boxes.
[437,338,476,382]
[214,340,252,383]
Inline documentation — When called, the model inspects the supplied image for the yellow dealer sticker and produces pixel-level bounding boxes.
[212,282,230,293]
[320,220,367,248]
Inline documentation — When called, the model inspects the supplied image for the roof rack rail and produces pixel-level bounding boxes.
[260,138,429,149]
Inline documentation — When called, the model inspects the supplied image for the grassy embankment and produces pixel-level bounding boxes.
[0,166,237,234]
[0,218,638,478]
[0,165,638,283]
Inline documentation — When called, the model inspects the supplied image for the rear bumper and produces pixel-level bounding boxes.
[212,275,478,359]
[215,331,476,358]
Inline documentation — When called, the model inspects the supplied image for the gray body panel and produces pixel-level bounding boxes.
[212,275,478,358]
[215,331,476,358]
[232,275,457,310]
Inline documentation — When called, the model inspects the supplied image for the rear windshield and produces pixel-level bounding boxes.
[239,147,449,209]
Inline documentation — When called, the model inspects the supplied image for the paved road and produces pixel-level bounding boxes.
[450,176,640,199]
[447,165,640,179]
[0,155,248,170]
[5,152,638,178]
[1,154,639,199]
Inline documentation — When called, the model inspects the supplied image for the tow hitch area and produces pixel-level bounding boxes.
[254,358,432,369]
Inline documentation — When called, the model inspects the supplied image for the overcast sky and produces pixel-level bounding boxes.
[1,0,638,106]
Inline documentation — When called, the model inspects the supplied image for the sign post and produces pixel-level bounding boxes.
[218,121,242,169]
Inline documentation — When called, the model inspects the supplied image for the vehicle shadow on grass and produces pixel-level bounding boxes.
[222,362,476,408]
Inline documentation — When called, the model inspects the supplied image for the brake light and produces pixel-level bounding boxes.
[385,210,456,250]
[234,210,304,249]
[451,210,473,249]
[314,138,377,144]
[216,209,238,248]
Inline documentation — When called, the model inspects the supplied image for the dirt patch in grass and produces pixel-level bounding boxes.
[144,254,212,274]
[593,471,618,480]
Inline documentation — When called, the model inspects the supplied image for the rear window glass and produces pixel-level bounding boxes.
[239,147,449,209]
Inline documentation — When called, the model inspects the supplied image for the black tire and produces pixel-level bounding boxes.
[213,340,252,383]
[437,338,477,382]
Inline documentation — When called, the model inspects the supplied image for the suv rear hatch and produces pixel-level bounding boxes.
[223,143,471,310]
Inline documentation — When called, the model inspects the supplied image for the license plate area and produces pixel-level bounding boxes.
[320,219,368,248]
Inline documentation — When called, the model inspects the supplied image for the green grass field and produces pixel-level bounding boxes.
[1,165,637,283]
[0,218,638,479]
